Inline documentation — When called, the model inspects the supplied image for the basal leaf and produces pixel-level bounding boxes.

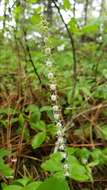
[31,121,46,131]
[0,158,13,177]
[68,156,91,182]
[3,185,22,190]
[37,177,70,190]
[32,132,46,149]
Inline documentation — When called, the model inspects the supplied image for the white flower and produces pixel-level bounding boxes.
[50,84,56,90]
[64,163,69,177]
[45,47,51,54]
[56,122,62,128]
[58,137,64,144]
[51,94,57,101]
[82,158,87,164]
[62,152,67,159]
[54,113,60,120]
[57,44,65,52]
[57,129,62,136]
[64,171,69,177]
[53,105,59,111]
[58,136,64,144]
[46,60,52,67]
[44,37,48,43]
[59,144,65,150]
[48,72,54,79]
[64,164,69,170]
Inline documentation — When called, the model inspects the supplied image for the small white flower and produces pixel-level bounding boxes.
[51,94,57,101]
[46,60,52,67]
[44,37,48,43]
[64,171,69,177]
[58,137,64,144]
[62,152,67,159]
[57,129,62,136]
[50,84,56,90]
[82,158,87,164]
[54,113,60,120]
[48,72,54,79]
[59,144,65,150]
[45,47,51,54]
[53,105,59,111]
[57,44,65,52]
[56,122,62,128]
[64,164,69,170]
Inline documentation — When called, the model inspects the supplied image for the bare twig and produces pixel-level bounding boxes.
[66,103,107,130]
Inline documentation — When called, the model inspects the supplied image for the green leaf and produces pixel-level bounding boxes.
[30,11,42,25]
[40,106,52,112]
[28,0,38,3]
[76,148,90,164]
[3,180,42,190]
[30,121,46,131]
[13,6,22,21]
[90,149,106,166]
[68,18,79,33]
[99,125,107,140]
[94,85,107,100]
[18,114,25,128]
[0,148,10,158]
[32,132,46,149]
[37,177,70,190]
[82,20,99,34]
[13,177,32,187]
[47,124,57,136]
[65,147,77,155]
[26,104,40,114]
[63,0,71,9]
[27,105,41,123]
[0,108,14,115]
[41,152,63,173]
[22,182,42,190]
[68,156,91,182]
[3,185,22,190]
[0,158,13,177]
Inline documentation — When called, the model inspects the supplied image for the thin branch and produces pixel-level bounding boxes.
[66,103,107,130]
[52,0,77,99]
[18,0,42,85]
[23,29,42,85]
